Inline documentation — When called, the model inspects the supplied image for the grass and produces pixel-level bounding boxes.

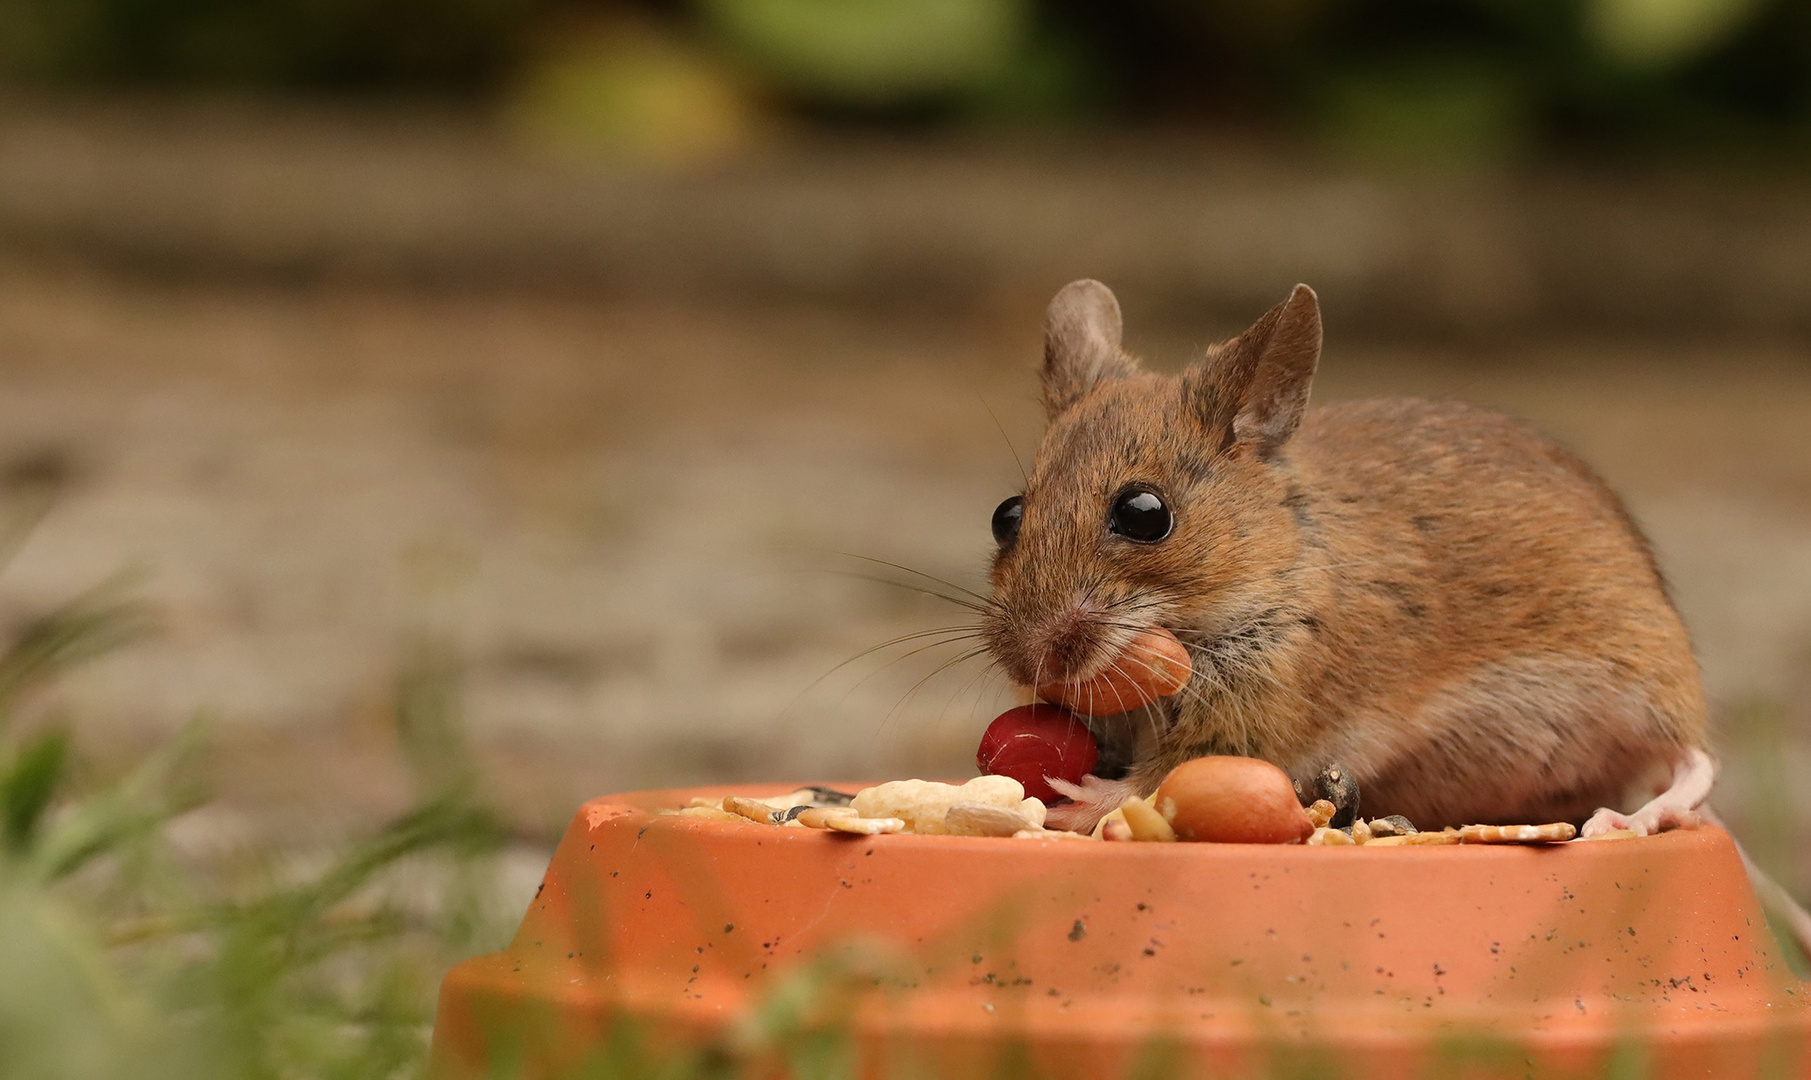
[0,533,915,1080]
[0,571,511,1080]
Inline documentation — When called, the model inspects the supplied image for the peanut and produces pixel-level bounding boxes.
[946,802,1033,837]
[1119,795,1177,842]
[851,776,1026,835]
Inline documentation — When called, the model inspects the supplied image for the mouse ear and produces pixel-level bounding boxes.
[1042,280,1139,418]
[1186,284,1321,452]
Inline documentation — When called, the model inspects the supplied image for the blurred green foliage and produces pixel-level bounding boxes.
[509,13,760,162]
[2,0,1810,153]
[698,0,1032,106]
[0,564,511,1079]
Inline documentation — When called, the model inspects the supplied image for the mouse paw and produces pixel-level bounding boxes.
[1633,803,1703,835]
[1581,808,1636,837]
[1043,775,1136,834]
[1582,804,1704,838]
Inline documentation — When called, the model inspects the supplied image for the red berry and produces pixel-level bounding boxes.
[977,704,1100,804]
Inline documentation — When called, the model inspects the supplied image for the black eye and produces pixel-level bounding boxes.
[991,496,1024,547]
[1109,486,1172,543]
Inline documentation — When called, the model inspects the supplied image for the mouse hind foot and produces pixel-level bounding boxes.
[1581,747,1713,837]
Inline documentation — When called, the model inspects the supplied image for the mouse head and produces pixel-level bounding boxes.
[983,280,1322,688]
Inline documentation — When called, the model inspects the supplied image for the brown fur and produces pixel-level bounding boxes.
[984,281,1708,829]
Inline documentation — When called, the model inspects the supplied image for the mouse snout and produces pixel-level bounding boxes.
[986,599,1112,687]
[1030,608,1103,684]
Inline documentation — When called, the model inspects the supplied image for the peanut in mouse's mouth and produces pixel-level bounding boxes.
[1033,628,1192,717]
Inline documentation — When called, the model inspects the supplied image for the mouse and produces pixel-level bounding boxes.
[981,279,1716,842]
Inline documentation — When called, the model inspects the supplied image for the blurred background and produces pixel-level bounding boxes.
[4,0,1811,1071]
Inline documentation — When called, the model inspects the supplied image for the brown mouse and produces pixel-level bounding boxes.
[982,279,1715,839]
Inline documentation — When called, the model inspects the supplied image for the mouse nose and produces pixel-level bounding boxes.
[1024,607,1104,685]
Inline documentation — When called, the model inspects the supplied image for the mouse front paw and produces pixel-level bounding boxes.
[1043,775,1137,833]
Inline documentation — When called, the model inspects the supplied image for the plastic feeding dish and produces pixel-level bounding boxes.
[428,783,1811,1080]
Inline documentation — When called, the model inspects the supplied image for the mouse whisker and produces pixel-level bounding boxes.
[832,552,999,609]
[827,634,990,717]
[1173,634,1295,741]
[812,627,983,692]
[884,645,993,728]
[1096,618,1169,635]
[824,570,994,614]
[1078,577,1105,609]
[1084,609,1292,736]
[816,625,988,683]
[1106,644,1224,722]
[1104,598,1182,626]
[875,650,1009,744]
[1096,654,1168,744]
[973,393,1030,487]
[1157,626,1289,737]
[941,656,1012,728]
[1095,652,1197,743]
[776,625,986,726]
[1102,589,1166,612]
[1155,656,1262,754]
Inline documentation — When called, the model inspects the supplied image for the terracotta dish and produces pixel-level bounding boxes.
[430,784,1811,1079]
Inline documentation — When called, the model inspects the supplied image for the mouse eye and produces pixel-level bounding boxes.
[1109,486,1172,543]
[991,496,1024,547]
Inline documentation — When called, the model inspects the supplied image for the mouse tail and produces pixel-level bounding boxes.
[1699,804,1811,967]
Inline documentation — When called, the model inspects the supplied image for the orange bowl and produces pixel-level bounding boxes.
[429,783,1811,1079]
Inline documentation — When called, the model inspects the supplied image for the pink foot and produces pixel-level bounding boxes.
[1044,775,1137,833]
[1580,748,1714,838]
[1581,804,1703,837]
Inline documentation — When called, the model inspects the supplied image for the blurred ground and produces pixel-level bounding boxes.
[1,103,1808,862]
